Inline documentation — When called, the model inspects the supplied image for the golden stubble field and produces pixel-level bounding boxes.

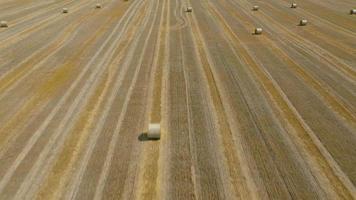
[0,0,355,199]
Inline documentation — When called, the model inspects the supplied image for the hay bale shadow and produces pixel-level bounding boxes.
[138,133,159,142]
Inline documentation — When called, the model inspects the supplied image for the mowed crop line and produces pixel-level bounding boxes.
[196,0,287,198]
[0,0,49,15]
[0,0,93,48]
[0,3,121,157]
[110,1,164,196]
[134,0,167,199]
[242,10,356,110]
[165,0,229,198]
[273,0,356,40]
[0,2,108,129]
[0,0,75,27]
[185,20,230,199]
[207,0,308,198]
[33,2,148,200]
[0,0,55,19]
[156,0,171,198]
[179,0,237,198]
[206,1,355,198]
[0,22,89,155]
[0,0,144,197]
[283,0,356,35]
[223,0,356,126]
[256,1,356,76]
[220,0,353,191]
[159,0,196,198]
[170,0,187,31]
[227,0,356,84]
[0,0,114,84]
[76,0,159,198]
[57,0,158,198]
[258,1,356,56]
[0,29,79,153]
[0,0,89,49]
[178,1,201,197]
[232,0,356,124]
[277,0,356,37]
[11,0,144,197]
[195,1,297,198]
[304,0,354,11]
[186,1,258,199]
[0,7,98,102]
[14,3,149,198]
[0,0,24,12]
[236,0,356,81]
[262,40,356,126]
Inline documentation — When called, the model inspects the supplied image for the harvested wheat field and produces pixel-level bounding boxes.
[0,0,355,199]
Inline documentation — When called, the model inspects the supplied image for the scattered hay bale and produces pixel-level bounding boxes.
[62,8,68,13]
[186,6,193,12]
[291,3,297,8]
[252,5,259,11]
[147,124,160,140]
[350,9,356,15]
[0,21,8,28]
[95,3,102,9]
[254,28,262,35]
[299,19,308,26]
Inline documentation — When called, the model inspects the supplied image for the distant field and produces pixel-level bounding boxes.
[0,0,355,199]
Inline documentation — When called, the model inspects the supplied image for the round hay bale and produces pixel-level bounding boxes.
[186,6,193,12]
[350,9,356,15]
[62,8,68,13]
[291,3,297,8]
[254,28,262,35]
[96,3,102,8]
[299,19,308,26]
[0,21,8,28]
[252,5,259,11]
[147,124,160,140]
